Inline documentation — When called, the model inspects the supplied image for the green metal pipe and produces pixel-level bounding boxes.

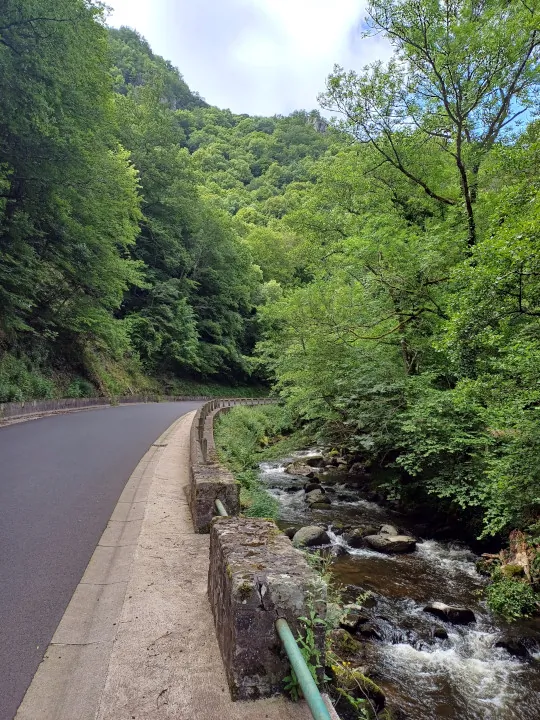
[275,618,332,720]
[215,499,228,517]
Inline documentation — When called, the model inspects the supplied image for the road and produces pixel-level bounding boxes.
[0,401,202,720]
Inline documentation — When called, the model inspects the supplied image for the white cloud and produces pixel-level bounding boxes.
[106,0,390,115]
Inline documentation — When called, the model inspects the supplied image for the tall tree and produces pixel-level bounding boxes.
[321,0,540,246]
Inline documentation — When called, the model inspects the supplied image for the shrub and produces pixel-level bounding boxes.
[485,571,539,621]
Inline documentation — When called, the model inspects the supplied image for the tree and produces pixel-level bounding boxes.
[321,0,540,246]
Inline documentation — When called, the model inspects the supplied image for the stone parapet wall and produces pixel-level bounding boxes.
[208,517,326,700]
[188,398,275,533]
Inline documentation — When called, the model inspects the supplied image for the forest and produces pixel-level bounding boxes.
[1,0,540,551]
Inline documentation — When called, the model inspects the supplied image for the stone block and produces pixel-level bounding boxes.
[208,517,326,700]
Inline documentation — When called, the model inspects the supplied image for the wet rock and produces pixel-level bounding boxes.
[433,627,449,640]
[495,638,530,659]
[292,526,330,548]
[331,544,348,557]
[344,525,380,548]
[304,482,323,494]
[283,527,297,540]
[306,489,326,505]
[285,460,315,477]
[328,628,363,657]
[340,605,370,632]
[305,455,324,468]
[311,501,332,509]
[365,534,417,554]
[379,524,399,536]
[331,665,386,711]
[357,622,382,640]
[423,602,476,625]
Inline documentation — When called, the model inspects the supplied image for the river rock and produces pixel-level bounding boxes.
[344,525,380,548]
[379,524,399,536]
[423,602,476,625]
[285,460,315,477]
[304,482,323,494]
[357,622,382,640]
[340,605,370,632]
[283,527,297,540]
[495,638,530,659]
[329,628,363,657]
[364,534,417,554]
[349,462,369,476]
[305,488,326,505]
[433,627,449,640]
[305,455,324,468]
[292,526,330,548]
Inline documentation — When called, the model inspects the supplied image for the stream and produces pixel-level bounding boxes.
[259,452,540,720]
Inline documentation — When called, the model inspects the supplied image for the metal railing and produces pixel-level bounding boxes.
[213,500,332,720]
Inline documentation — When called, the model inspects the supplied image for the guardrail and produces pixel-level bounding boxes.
[0,394,214,422]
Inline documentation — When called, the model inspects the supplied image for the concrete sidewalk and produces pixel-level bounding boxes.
[17,411,317,720]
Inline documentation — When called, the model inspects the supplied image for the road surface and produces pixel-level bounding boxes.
[0,401,202,720]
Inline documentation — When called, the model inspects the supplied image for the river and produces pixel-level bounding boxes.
[259,453,540,720]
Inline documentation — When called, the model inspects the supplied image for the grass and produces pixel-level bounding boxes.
[214,404,294,520]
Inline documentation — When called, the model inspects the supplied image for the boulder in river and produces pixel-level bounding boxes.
[284,460,315,477]
[292,526,330,548]
[495,638,530,659]
[423,602,476,625]
[283,527,297,540]
[344,525,380,548]
[304,455,324,468]
[305,488,326,505]
[304,482,323,494]
[364,534,417,554]
[433,627,449,640]
[348,461,370,476]
[379,524,399,536]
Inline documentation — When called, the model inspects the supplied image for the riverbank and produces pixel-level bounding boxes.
[260,449,540,720]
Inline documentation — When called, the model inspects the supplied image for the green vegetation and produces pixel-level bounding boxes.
[485,570,539,622]
[2,0,540,614]
[214,405,292,518]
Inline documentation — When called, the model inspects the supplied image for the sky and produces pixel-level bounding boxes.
[106,0,390,116]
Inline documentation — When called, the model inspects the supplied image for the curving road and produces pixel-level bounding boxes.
[0,401,202,720]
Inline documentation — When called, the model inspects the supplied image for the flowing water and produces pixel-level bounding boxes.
[259,455,540,720]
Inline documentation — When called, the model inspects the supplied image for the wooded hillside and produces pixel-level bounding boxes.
[1,0,540,540]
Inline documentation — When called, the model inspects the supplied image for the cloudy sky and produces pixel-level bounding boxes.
[106,0,390,115]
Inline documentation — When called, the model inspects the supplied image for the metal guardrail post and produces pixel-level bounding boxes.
[215,499,229,517]
[275,619,332,720]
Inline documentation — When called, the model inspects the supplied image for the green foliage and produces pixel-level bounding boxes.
[485,570,539,621]
[214,405,292,520]
[65,377,96,399]
[0,355,55,403]
[283,608,328,702]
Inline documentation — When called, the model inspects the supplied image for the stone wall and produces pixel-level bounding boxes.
[188,398,275,533]
[208,517,326,700]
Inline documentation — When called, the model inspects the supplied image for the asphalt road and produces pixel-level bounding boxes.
[0,401,202,720]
